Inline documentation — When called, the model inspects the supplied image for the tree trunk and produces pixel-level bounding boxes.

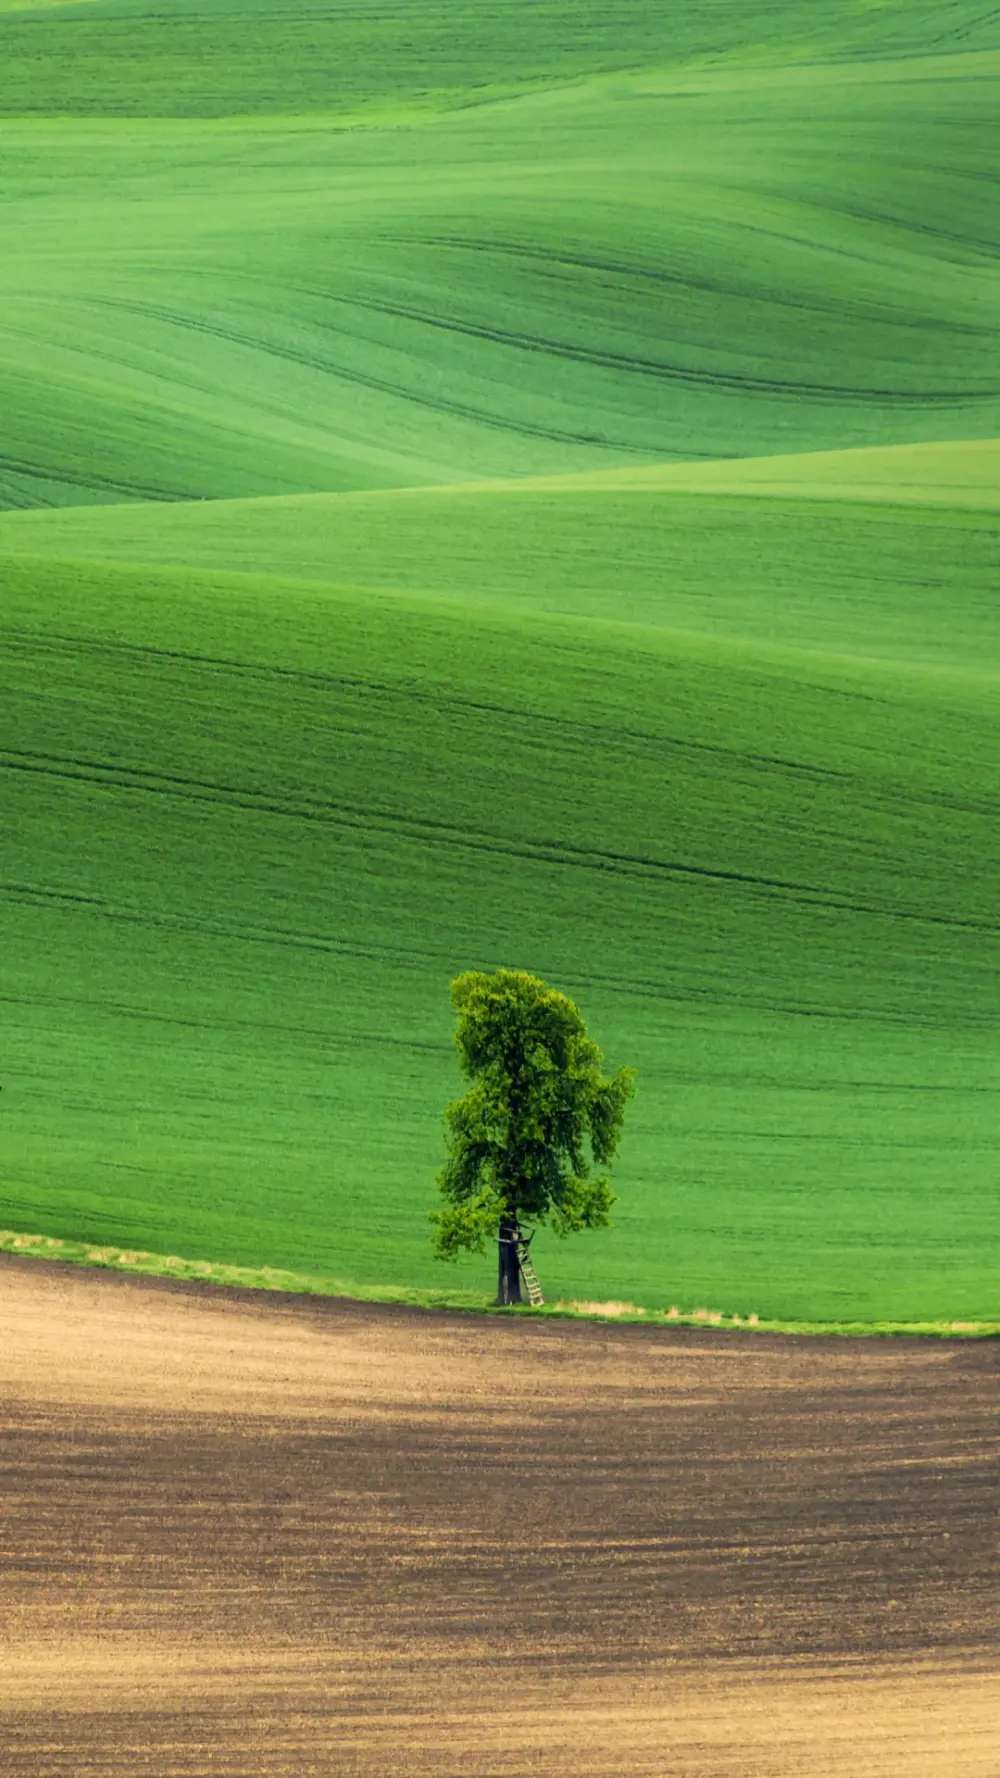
[497,1216,522,1306]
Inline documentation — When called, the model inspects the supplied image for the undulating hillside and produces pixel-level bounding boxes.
[1,0,998,1320]
[2,0,999,506]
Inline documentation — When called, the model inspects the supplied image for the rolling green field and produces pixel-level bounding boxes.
[3,3,1000,507]
[1,0,998,1321]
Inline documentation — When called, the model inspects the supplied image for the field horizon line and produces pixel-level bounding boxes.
[2,1228,997,1342]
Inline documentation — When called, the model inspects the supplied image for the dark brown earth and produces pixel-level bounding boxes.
[2,1255,998,1774]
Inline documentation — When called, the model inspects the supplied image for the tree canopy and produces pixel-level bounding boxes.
[431,968,636,1260]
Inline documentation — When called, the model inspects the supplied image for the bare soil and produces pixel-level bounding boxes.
[2,1255,998,1774]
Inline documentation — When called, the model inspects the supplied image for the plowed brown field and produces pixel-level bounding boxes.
[2,1256,998,1775]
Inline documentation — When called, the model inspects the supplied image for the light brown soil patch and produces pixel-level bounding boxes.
[2,1256,998,1774]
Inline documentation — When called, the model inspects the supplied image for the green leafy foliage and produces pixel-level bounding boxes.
[432,969,635,1257]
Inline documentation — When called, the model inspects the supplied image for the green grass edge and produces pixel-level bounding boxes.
[2,1228,997,1340]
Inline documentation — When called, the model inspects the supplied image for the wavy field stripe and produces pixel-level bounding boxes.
[0,21,997,503]
[2,450,998,670]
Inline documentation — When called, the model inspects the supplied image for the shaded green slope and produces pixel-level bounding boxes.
[5,0,998,120]
[2,37,998,504]
[3,550,999,1318]
[2,450,996,670]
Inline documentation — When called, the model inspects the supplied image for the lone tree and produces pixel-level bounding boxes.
[430,969,636,1304]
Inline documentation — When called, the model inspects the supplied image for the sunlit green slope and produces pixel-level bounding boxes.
[2,442,996,670]
[521,439,1000,505]
[2,456,999,1319]
[1,4,998,504]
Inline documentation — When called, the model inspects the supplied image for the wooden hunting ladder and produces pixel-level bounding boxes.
[517,1231,544,1306]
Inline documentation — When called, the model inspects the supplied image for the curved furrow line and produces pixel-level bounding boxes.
[300,290,1000,405]
[12,627,1000,819]
[0,449,182,505]
[0,987,447,1053]
[4,880,992,1033]
[77,293,649,453]
[377,232,1000,338]
[3,628,864,787]
[3,748,995,936]
[78,277,1000,425]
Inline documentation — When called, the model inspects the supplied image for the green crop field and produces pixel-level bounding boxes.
[1,0,998,1323]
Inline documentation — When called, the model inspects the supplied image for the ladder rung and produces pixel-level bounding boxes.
[518,1252,544,1305]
